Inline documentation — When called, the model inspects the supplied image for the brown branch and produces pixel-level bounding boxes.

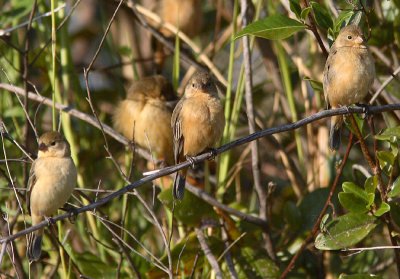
[350,115,400,277]
[1,104,400,245]
[240,0,275,260]
[300,0,328,57]
[195,228,223,279]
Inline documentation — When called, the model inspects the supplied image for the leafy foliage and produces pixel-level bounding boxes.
[1,0,400,278]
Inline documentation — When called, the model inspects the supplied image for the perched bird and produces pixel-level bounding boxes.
[27,131,77,262]
[171,71,225,199]
[158,0,203,38]
[154,0,203,71]
[113,75,176,165]
[323,24,375,150]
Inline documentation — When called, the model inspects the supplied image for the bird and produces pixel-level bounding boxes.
[323,24,375,150]
[154,0,203,72]
[171,71,225,199]
[158,0,203,38]
[113,75,176,165]
[27,131,77,262]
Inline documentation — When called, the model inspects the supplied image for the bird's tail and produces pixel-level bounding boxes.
[173,170,187,200]
[27,230,43,262]
[329,115,343,151]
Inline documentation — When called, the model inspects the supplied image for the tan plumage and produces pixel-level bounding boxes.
[155,0,203,71]
[323,24,375,150]
[113,75,176,165]
[171,71,225,199]
[159,0,202,38]
[27,131,77,262]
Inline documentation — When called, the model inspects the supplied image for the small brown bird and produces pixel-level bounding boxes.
[171,71,225,199]
[113,75,176,164]
[158,0,202,38]
[27,131,77,262]
[154,0,203,71]
[323,24,375,150]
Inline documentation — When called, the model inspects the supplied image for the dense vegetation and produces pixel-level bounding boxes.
[1,0,400,278]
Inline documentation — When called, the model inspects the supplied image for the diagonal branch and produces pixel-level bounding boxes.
[1,102,400,244]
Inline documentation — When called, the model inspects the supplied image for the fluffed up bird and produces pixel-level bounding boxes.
[154,0,203,71]
[27,131,77,262]
[171,71,225,200]
[113,75,176,165]
[323,24,375,150]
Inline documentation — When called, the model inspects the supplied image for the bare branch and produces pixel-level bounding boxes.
[195,228,223,279]
[1,103,400,245]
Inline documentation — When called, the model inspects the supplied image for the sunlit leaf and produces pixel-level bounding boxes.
[375,126,400,142]
[388,176,400,198]
[315,213,377,250]
[234,15,306,41]
[364,176,377,194]
[338,193,369,213]
[300,7,312,21]
[374,202,390,217]
[342,182,374,206]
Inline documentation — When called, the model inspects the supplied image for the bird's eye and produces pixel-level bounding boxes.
[51,141,56,146]
[192,83,195,88]
[347,35,352,40]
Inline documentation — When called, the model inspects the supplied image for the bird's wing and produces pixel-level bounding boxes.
[323,48,338,109]
[26,161,37,215]
[171,99,185,163]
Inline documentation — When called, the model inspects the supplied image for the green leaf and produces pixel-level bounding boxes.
[377,151,395,173]
[375,126,400,142]
[299,188,332,231]
[389,176,400,198]
[310,1,333,30]
[342,182,374,205]
[300,7,312,21]
[374,202,390,217]
[239,247,280,279]
[289,0,302,19]
[364,176,377,194]
[158,188,218,226]
[338,193,369,213]
[234,15,306,41]
[344,113,364,136]
[334,10,354,32]
[315,213,377,250]
[304,77,323,92]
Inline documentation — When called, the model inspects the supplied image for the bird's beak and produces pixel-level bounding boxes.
[38,143,48,151]
[354,36,367,48]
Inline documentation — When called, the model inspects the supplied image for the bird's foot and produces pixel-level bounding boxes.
[61,204,78,223]
[355,103,370,119]
[68,208,78,224]
[186,156,197,168]
[206,148,218,160]
[44,216,55,226]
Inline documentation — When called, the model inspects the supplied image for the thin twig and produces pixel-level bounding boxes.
[370,66,400,104]
[240,0,275,260]
[300,0,329,57]
[195,228,223,279]
[86,0,124,73]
